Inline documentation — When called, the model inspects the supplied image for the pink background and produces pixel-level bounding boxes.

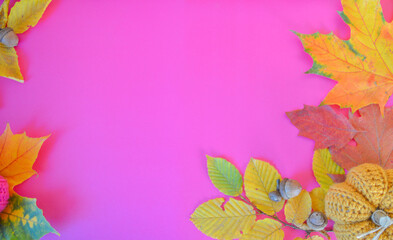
[1,0,392,239]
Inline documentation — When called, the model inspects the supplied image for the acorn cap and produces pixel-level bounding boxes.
[0,28,18,48]
[307,211,328,231]
[269,190,283,202]
[279,178,302,200]
[372,210,390,227]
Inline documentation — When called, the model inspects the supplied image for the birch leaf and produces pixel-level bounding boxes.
[313,149,345,191]
[241,219,284,240]
[310,187,327,213]
[244,158,284,215]
[285,190,312,226]
[0,0,10,28]
[7,0,52,34]
[190,198,256,240]
[296,0,393,112]
[0,192,58,239]
[207,156,243,196]
[0,45,23,82]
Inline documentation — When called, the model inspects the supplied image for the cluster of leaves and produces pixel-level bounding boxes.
[0,124,58,239]
[0,0,52,82]
[190,155,343,240]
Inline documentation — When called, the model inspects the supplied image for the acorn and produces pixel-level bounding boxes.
[0,27,18,48]
[268,178,302,202]
[307,211,328,231]
[279,178,302,200]
[268,191,283,202]
[372,210,390,227]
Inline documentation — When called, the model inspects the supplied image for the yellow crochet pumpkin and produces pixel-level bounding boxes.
[325,163,393,240]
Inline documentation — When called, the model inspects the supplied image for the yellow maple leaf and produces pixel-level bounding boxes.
[0,0,52,82]
[296,0,393,112]
[0,124,48,188]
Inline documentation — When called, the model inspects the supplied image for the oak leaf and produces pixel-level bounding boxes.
[330,104,393,169]
[296,0,393,112]
[0,0,52,82]
[287,105,356,149]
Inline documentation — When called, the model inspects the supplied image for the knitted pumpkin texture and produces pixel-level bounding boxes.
[325,163,393,239]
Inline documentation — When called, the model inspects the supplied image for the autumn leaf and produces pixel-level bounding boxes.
[312,149,345,190]
[330,104,393,169]
[287,105,356,149]
[0,0,9,28]
[310,187,327,213]
[0,124,48,189]
[0,0,52,82]
[206,156,243,196]
[8,0,52,34]
[0,192,58,239]
[241,219,284,240]
[296,0,393,112]
[285,190,312,227]
[244,158,284,215]
[190,198,256,239]
[294,236,324,240]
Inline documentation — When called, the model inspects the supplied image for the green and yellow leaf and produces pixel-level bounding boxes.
[310,187,327,213]
[0,124,48,189]
[244,158,284,215]
[7,0,52,34]
[190,198,256,239]
[0,192,58,239]
[312,149,345,191]
[0,0,10,28]
[285,190,312,226]
[207,156,243,196]
[241,218,284,240]
[0,46,23,82]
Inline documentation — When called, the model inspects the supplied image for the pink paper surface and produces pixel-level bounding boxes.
[1,0,392,239]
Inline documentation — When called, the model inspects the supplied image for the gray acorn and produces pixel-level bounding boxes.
[0,28,18,48]
[372,210,390,227]
[279,178,302,200]
[307,211,328,231]
[268,178,302,202]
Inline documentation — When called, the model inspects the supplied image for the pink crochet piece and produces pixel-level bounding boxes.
[0,176,9,212]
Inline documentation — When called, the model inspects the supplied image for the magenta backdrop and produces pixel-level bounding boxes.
[1,0,393,239]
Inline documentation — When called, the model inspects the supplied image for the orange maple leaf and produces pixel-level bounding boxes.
[296,0,393,113]
[0,124,48,189]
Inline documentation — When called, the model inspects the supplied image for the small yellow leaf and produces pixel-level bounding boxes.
[0,124,48,188]
[310,187,327,213]
[285,190,312,226]
[190,198,256,240]
[244,158,284,215]
[241,218,284,240]
[0,0,10,28]
[7,0,52,34]
[0,46,23,82]
[312,149,345,191]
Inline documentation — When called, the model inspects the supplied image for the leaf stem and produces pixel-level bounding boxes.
[239,195,320,236]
